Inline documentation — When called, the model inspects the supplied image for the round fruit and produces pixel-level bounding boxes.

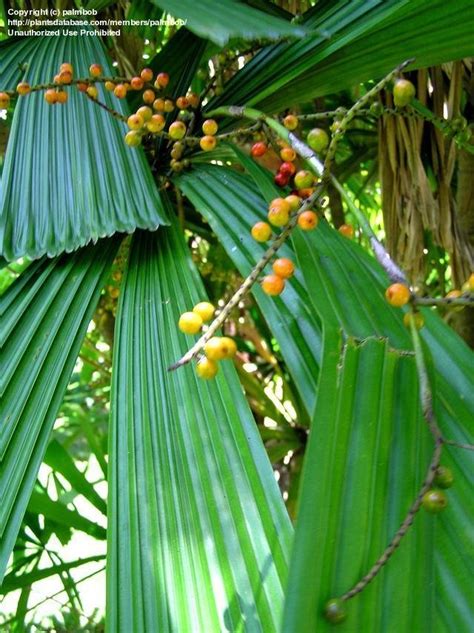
[434,466,454,489]
[338,224,354,238]
[274,172,289,188]
[136,106,152,121]
[155,72,170,88]
[403,312,424,330]
[170,160,183,172]
[131,76,144,90]
[294,170,314,189]
[193,302,215,322]
[178,311,203,334]
[370,101,384,117]
[77,82,88,93]
[272,258,295,279]
[251,142,267,157]
[142,89,155,104]
[200,135,217,151]
[297,187,315,199]
[176,96,189,110]
[16,82,31,95]
[422,489,448,514]
[204,336,237,361]
[298,211,319,231]
[169,121,186,140]
[140,68,154,82]
[128,114,144,130]
[171,142,184,159]
[307,127,329,153]
[196,357,219,379]
[251,222,272,242]
[164,99,175,112]
[86,86,98,99]
[114,84,127,99]
[262,274,285,296]
[268,198,291,227]
[124,131,142,147]
[283,114,298,130]
[323,598,347,624]
[285,194,301,211]
[44,89,58,104]
[0,92,10,108]
[279,161,296,177]
[56,91,68,104]
[89,63,102,77]
[187,92,200,108]
[385,283,411,307]
[153,98,165,111]
[60,62,73,74]
[393,78,416,107]
[202,119,218,135]
[105,81,116,91]
[59,70,73,84]
[146,114,166,133]
[280,147,296,162]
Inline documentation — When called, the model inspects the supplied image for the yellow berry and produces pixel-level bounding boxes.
[283,114,298,130]
[178,311,203,334]
[169,121,186,140]
[393,78,416,107]
[268,198,291,227]
[285,194,301,211]
[200,135,216,151]
[86,86,98,99]
[251,222,272,242]
[105,81,116,91]
[136,106,153,121]
[280,147,296,162]
[146,114,166,133]
[196,357,219,380]
[16,82,31,95]
[385,283,411,307]
[202,119,218,135]
[193,302,215,322]
[204,336,237,361]
[128,114,144,130]
[124,131,142,147]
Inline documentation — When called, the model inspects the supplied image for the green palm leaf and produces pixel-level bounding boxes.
[0,237,119,581]
[210,0,474,111]
[149,0,306,46]
[0,34,167,260]
[107,212,292,632]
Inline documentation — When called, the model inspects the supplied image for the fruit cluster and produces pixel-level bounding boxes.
[178,302,237,379]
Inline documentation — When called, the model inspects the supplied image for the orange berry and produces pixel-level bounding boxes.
[140,68,154,82]
[153,98,165,111]
[142,89,155,104]
[298,211,319,231]
[262,274,285,296]
[60,63,73,74]
[114,84,127,99]
[89,63,102,77]
[176,96,189,110]
[338,224,354,238]
[187,92,200,108]
[251,142,267,157]
[192,302,215,322]
[130,76,144,90]
[136,106,152,121]
[56,90,68,104]
[58,70,73,84]
[202,119,218,135]
[200,135,216,151]
[283,114,298,130]
[164,99,174,112]
[280,147,296,162]
[146,114,166,133]
[251,222,272,242]
[53,74,62,84]
[128,114,144,130]
[16,82,31,95]
[297,187,315,199]
[155,72,169,88]
[44,89,58,104]
[285,194,301,211]
[86,85,98,99]
[196,357,219,380]
[385,283,411,307]
[0,92,10,108]
[272,258,295,279]
[169,121,186,140]
[77,82,88,93]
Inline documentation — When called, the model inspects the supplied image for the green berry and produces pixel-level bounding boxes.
[434,466,454,489]
[422,489,448,514]
[307,128,329,153]
[393,79,416,107]
[323,598,347,624]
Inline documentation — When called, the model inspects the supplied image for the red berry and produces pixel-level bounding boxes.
[274,172,289,188]
[169,121,186,140]
[131,76,144,90]
[279,161,296,177]
[251,142,267,158]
